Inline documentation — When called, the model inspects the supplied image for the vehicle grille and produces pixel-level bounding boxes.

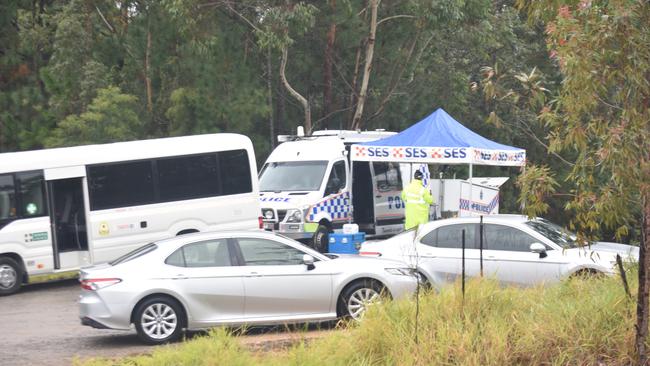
[278,210,287,222]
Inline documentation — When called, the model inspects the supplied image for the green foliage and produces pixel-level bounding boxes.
[517,164,559,218]
[501,0,649,241]
[1,0,559,213]
[45,86,144,147]
[82,273,640,365]
[256,2,318,50]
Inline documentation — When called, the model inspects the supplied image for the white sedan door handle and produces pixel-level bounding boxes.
[247,272,262,277]
[173,274,188,280]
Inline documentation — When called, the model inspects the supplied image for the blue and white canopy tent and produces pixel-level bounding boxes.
[350,108,526,216]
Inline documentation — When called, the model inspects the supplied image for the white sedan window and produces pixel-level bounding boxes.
[421,224,476,248]
[237,238,305,266]
[482,224,539,252]
[165,239,231,267]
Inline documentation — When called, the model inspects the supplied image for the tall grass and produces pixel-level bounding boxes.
[82,271,640,366]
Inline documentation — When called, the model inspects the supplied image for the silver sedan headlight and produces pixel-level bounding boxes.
[384,267,415,276]
[285,209,302,223]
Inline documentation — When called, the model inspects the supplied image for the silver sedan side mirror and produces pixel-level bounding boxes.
[303,254,315,270]
[530,243,547,258]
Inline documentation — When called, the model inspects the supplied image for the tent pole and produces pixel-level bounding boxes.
[469,162,473,216]
[521,163,526,212]
[349,159,354,224]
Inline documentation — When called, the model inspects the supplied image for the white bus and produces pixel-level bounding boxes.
[0,134,261,295]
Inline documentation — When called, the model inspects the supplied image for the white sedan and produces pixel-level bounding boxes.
[79,230,417,344]
[360,215,638,287]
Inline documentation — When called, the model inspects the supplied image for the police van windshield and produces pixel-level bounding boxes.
[259,161,328,192]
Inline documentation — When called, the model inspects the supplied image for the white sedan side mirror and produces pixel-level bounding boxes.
[303,254,315,270]
[530,243,548,258]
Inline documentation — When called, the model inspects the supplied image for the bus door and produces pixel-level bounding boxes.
[370,162,405,235]
[45,168,90,270]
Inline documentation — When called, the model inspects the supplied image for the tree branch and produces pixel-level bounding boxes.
[95,5,116,33]
[280,47,311,134]
[376,14,416,27]
[351,0,378,130]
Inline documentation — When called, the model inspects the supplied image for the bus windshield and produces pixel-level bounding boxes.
[259,161,328,192]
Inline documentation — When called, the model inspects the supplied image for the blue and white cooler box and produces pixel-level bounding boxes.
[328,232,366,254]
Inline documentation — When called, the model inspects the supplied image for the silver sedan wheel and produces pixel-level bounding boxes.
[140,303,178,340]
[347,287,381,320]
[0,264,17,290]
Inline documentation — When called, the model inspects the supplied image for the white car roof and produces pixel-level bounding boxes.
[266,131,396,163]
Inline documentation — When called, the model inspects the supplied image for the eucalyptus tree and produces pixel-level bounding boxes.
[487,1,650,362]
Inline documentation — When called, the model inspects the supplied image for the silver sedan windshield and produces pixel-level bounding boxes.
[259,161,328,192]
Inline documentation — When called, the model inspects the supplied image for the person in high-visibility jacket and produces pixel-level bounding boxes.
[402,170,433,230]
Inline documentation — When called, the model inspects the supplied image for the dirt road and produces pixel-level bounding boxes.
[0,280,331,365]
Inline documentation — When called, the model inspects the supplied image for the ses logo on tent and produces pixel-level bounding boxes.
[355,146,467,160]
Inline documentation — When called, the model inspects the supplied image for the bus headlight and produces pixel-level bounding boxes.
[285,209,302,223]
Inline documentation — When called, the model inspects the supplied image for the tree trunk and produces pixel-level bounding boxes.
[637,194,650,365]
[347,42,363,128]
[322,0,337,126]
[267,48,275,148]
[366,32,419,124]
[351,0,378,131]
[145,27,153,116]
[280,47,311,135]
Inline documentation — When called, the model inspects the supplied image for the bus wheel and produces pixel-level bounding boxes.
[313,224,330,253]
[0,257,23,296]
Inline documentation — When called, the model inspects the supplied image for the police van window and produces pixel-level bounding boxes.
[157,153,221,201]
[325,160,346,195]
[0,174,16,220]
[373,162,401,192]
[219,149,252,195]
[421,224,476,248]
[88,160,156,210]
[17,171,46,217]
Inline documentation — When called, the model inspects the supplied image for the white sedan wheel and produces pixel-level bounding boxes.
[140,303,178,340]
[347,287,381,320]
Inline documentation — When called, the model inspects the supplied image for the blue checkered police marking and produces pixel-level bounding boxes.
[459,193,499,214]
[308,192,350,222]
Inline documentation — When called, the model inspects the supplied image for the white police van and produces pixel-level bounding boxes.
[258,130,405,252]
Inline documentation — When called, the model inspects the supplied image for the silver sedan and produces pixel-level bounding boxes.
[79,230,417,344]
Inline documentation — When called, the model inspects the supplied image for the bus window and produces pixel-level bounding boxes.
[157,153,221,201]
[88,161,155,211]
[219,149,252,195]
[17,171,46,217]
[0,174,16,220]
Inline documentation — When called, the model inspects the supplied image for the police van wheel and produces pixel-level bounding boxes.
[313,225,330,253]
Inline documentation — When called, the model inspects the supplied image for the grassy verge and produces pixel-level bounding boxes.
[81,271,640,366]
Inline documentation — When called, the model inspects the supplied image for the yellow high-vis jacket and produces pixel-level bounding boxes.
[401,179,433,230]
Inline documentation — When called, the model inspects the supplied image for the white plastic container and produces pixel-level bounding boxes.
[343,223,359,234]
